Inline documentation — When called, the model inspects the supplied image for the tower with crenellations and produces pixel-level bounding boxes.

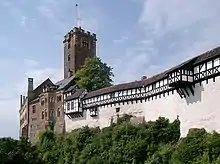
[63,27,97,78]
[19,3,99,143]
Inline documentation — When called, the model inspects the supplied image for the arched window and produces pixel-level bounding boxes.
[42,111,44,119]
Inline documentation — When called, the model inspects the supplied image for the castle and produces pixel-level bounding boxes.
[19,26,97,143]
[20,24,220,143]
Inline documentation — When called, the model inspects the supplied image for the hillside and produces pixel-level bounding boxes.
[1,115,220,163]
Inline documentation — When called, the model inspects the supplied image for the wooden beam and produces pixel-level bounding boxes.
[176,89,183,99]
[179,88,186,98]
[189,85,194,95]
[183,87,190,97]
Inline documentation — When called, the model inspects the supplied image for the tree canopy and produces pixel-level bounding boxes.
[2,115,220,163]
[0,137,43,164]
[75,56,114,91]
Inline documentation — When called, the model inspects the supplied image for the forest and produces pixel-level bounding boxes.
[1,115,220,164]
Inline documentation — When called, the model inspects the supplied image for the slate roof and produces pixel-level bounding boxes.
[84,46,220,99]
[29,76,75,102]
[63,84,77,93]
[55,76,75,91]
[65,88,86,101]
[29,78,54,101]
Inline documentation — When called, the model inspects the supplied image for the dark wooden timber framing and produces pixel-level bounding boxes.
[66,112,83,119]
[79,46,220,108]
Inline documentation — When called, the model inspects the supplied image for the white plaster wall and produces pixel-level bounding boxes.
[65,76,220,137]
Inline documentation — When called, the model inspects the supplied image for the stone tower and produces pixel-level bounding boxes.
[63,26,97,79]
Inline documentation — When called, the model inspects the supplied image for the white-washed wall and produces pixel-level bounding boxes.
[65,75,220,137]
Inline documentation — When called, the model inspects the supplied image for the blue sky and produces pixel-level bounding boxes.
[1,0,220,138]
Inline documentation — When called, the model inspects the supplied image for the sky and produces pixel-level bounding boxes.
[1,0,220,138]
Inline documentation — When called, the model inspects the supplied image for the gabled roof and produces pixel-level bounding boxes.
[29,78,54,101]
[84,45,220,99]
[55,76,75,91]
[65,88,86,101]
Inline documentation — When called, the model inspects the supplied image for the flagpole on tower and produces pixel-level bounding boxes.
[76,3,82,28]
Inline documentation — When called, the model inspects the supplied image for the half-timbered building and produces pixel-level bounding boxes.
[65,46,220,137]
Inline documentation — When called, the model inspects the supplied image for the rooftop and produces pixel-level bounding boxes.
[84,45,220,99]
[55,76,75,91]
[65,88,86,101]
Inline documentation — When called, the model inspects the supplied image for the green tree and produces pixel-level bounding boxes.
[0,137,43,164]
[75,56,114,91]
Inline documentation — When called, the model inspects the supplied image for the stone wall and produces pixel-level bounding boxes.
[65,76,220,137]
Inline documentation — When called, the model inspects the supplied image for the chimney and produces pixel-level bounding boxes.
[23,96,25,103]
[28,78,33,91]
[20,95,23,108]
[141,76,147,80]
[27,78,34,98]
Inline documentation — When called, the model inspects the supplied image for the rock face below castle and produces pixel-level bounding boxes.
[65,46,220,137]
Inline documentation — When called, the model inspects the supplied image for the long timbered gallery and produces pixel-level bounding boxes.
[64,46,220,137]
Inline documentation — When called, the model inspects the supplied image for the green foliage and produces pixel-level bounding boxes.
[2,115,220,163]
[75,56,114,91]
[0,137,43,164]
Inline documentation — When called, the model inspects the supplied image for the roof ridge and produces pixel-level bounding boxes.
[84,45,220,99]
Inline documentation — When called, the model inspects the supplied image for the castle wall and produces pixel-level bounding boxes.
[28,100,44,144]
[65,76,220,137]
[19,98,29,138]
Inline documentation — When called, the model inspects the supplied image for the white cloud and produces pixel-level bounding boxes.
[114,0,220,83]
[23,59,39,68]
[0,57,63,138]
[113,36,129,43]
[37,5,55,19]
[16,67,63,96]
[0,99,19,138]
[19,16,27,27]
[1,1,12,7]
[25,67,63,85]
[139,0,220,60]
